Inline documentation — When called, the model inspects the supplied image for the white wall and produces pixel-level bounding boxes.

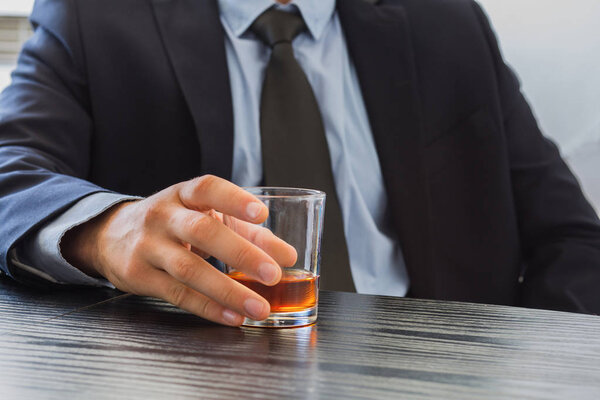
[0,0,33,87]
[0,0,34,17]
[477,0,600,155]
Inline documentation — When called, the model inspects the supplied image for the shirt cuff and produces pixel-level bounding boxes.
[12,192,143,286]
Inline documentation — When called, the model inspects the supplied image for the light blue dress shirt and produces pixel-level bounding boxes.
[16,0,410,297]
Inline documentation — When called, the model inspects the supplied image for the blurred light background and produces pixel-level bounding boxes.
[0,0,31,88]
[0,0,598,211]
[477,0,600,213]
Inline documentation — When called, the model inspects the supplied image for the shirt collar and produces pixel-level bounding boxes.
[218,0,336,40]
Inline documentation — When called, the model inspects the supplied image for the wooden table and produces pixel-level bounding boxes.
[1,276,599,399]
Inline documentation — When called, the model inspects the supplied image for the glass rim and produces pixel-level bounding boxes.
[244,186,326,199]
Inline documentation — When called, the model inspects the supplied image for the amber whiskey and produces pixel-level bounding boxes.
[228,269,319,313]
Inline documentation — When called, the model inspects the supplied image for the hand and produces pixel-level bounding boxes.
[61,175,297,326]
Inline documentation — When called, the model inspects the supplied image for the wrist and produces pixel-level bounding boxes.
[61,201,133,278]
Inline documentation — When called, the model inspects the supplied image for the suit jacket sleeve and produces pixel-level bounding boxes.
[0,0,108,281]
[471,2,600,314]
[15,192,140,285]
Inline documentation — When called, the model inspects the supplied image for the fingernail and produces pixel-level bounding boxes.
[244,298,268,320]
[222,309,243,326]
[258,262,279,284]
[246,202,263,220]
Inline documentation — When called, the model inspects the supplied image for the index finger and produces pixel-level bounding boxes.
[223,214,298,267]
[178,176,267,224]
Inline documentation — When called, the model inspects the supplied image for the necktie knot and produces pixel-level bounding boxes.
[250,8,307,48]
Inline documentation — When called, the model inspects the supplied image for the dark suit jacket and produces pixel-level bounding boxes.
[1,0,599,313]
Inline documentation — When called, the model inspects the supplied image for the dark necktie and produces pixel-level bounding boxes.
[251,9,356,292]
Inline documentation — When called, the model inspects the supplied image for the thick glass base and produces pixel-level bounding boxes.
[242,306,317,328]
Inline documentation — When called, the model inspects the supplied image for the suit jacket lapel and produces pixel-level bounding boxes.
[338,0,433,296]
[151,0,234,180]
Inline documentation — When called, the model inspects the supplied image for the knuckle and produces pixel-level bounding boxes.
[192,175,218,196]
[172,256,197,283]
[252,227,271,247]
[229,189,247,207]
[168,284,188,308]
[234,245,253,269]
[199,299,212,318]
[220,284,237,307]
[185,214,218,241]
[161,185,180,201]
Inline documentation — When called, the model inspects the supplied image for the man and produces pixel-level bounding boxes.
[1,0,599,326]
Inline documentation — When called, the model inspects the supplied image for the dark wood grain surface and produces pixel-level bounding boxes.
[1,276,599,399]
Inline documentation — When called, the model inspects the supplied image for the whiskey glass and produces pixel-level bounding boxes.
[225,187,325,328]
